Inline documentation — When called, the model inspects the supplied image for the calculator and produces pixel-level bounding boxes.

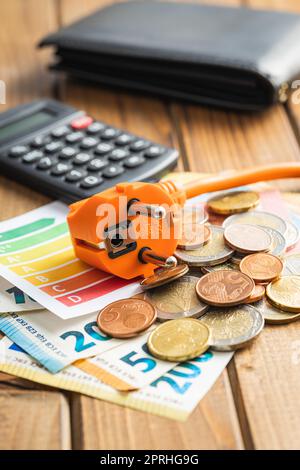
[0,99,178,202]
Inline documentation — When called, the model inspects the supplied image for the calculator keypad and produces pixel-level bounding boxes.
[4,115,175,201]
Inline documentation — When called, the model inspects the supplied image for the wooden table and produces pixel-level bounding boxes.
[1,0,300,450]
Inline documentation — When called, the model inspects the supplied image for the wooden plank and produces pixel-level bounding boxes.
[59,0,243,450]
[171,0,300,450]
[0,0,58,111]
[0,0,72,450]
[71,372,243,450]
[0,0,58,214]
[0,389,71,449]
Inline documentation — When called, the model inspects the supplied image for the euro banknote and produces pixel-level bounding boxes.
[0,308,124,373]
[0,277,42,312]
[77,333,176,391]
[0,336,233,421]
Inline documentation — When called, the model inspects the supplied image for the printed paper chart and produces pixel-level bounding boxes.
[0,202,139,318]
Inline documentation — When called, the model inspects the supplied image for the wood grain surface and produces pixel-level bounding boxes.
[0,0,300,450]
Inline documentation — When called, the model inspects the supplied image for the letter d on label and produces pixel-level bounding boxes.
[67,295,81,303]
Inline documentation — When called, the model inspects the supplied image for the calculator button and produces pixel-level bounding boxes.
[87,158,108,171]
[45,141,64,154]
[87,122,105,134]
[95,143,113,155]
[51,163,71,176]
[124,155,145,168]
[109,149,130,161]
[145,146,165,158]
[22,150,44,163]
[71,115,93,130]
[65,169,87,182]
[51,126,70,138]
[103,164,124,178]
[30,136,51,148]
[37,157,54,170]
[80,137,99,149]
[130,140,151,152]
[59,147,77,160]
[101,128,120,140]
[65,132,84,144]
[115,134,135,146]
[9,145,29,158]
[73,153,91,165]
[80,175,103,189]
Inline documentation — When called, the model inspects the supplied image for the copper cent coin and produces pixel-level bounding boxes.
[244,284,265,304]
[140,264,189,290]
[196,270,255,306]
[239,253,283,283]
[97,298,157,338]
[177,224,211,250]
[224,224,272,254]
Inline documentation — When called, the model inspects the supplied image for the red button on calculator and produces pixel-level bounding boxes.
[71,115,93,130]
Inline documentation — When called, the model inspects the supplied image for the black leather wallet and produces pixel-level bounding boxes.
[39,1,300,111]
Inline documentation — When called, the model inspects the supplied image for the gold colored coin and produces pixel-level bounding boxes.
[256,299,300,325]
[266,275,300,312]
[283,253,300,275]
[147,318,211,362]
[201,305,264,351]
[145,275,209,321]
[207,190,259,215]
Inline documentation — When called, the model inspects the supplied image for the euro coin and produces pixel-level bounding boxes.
[201,305,264,351]
[283,253,300,275]
[145,275,209,321]
[263,227,286,257]
[244,284,265,303]
[224,224,272,254]
[177,224,211,250]
[179,204,209,225]
[201,261,236,273]
[175,225,234,266]
[207,190,259,215]
[266,276,300,312]
[223,211,287,236]
[285,220,300,250]
[231,252,247,265]
[196,270,255,306]
[255,298,300,324]
[97,298,157,338]
[140,264,189,290]
[147,318,211,362]
[240,253,283,283]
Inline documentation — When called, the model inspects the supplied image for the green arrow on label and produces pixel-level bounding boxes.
[0,222,68,254]
[0,218,56,242]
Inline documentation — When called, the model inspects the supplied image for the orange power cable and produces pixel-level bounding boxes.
[181,162,300,199]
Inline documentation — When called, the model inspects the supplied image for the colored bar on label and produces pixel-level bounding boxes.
[41,269,110,296]
[0,222,68,254]
[58,277,134,306]
[11,248,75,276]
[25,259,90,286]
[0,234,71,265]
[0,218,55,243]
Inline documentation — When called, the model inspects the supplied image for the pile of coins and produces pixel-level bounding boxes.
[97,190,300,363]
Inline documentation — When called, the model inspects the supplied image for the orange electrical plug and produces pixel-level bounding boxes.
[67,162,300,280]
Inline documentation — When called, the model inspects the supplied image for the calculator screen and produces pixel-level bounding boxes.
[0,110,55,141]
